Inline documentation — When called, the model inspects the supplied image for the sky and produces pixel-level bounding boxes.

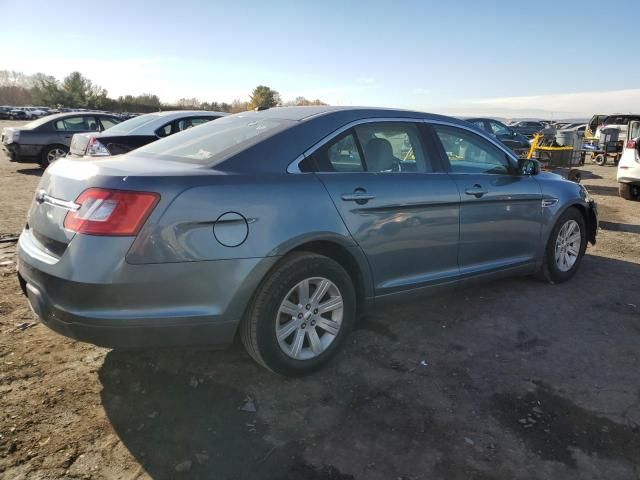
[1,0,639,118]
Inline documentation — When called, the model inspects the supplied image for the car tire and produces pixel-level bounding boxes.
[40,145,69,168]
[240,251,356,376]
[538,207,587,284]
[594,154,606,166]
[619,183,639,201]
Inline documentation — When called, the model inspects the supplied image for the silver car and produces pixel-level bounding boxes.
[17,107,598,375]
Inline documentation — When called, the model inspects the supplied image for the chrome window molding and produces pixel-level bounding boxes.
[286,116,519,173]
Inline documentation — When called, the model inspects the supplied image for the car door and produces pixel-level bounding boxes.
[310,120,461,295]
[430,123,542,277]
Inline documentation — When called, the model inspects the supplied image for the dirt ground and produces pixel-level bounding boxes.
[1,118,639,480]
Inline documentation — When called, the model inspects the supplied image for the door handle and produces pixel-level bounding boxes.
[464,184,488,198]
[341,191,376,204]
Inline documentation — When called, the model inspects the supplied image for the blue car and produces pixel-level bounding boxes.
[17,107,597,375]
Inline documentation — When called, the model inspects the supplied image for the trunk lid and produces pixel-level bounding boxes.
[26,154,215,246]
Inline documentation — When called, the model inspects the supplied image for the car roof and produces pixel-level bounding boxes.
[230,105,468,124]
[145,110,228,118]
[218,106,493,173]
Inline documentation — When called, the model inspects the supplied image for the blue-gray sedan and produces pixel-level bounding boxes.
[17,106,597,375]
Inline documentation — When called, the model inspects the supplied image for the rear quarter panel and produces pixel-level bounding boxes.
[127,172,360,262]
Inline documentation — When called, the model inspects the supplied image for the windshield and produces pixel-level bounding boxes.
[137,114,292,165]
[104,114,160,134]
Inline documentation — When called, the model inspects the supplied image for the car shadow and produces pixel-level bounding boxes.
[599,220,640,234]
[585,185,620,197]
[16,168,43,177]
[578,169,602,180]
[99,344,351,480]
[98,254,640,480]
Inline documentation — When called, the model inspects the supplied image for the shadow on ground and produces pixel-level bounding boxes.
[16,168,43,177]
[599,221,640,235]
[99,346,355,480]
[584,185,619,197]
[99,255,640,479]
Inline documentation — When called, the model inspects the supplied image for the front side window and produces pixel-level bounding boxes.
[433,125,513,175]
[489,121,510,136]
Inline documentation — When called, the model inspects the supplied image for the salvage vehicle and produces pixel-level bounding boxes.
[16,107,598,376]
[617,120,640,200]
[1,112,122,167]
[465,117,531,157]
[508,120,545,138]
[68,110,226,158]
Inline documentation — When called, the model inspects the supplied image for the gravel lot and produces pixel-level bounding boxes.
[1,118,639,480]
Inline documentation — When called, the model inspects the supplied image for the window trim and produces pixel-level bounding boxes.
[429,122,519,175]
[287,117,518,173]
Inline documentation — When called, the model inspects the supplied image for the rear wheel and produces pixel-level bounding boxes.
[539,207,587,284]
[40,145,68,168]
[619,183,640,201]
[240,252,356,376]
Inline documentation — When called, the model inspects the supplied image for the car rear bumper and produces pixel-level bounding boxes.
[18,268,238,348]
[2,143,40,163]
[17,230,278,349]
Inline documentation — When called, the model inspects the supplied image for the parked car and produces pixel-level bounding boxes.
[0,106,13,119]
[1,112,122,167]
[508,120,545,138]
[68,110,226,158]
[617,119,640,201]
[8,109,29,120]
[464,117,531,157]
[16,107,597,375]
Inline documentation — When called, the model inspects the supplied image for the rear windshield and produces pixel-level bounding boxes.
[104,114,160,134]
[136,114,292,165]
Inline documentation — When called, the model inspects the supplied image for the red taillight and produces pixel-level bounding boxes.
[63,188,159,236]
[627,139,637,149]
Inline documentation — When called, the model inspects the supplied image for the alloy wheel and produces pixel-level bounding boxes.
[275,277,343,360]
[555,219,581,272]
[47,148,67,163]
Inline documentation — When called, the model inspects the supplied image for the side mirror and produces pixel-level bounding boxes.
[518,158,540,175]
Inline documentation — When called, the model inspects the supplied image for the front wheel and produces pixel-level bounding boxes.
[538,207,587,284]
[594,154,606,166]
[240,252,356,376]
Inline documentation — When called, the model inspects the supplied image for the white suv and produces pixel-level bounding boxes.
[617,120,640,200]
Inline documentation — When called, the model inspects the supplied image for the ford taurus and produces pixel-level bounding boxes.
[17,106,598,375]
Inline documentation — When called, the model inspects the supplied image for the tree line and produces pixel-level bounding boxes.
[0,70,327,113]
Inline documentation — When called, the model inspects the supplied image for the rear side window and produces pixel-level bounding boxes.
[326,133,364,172]
[53,116,98,132]
[312,122,431,173]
